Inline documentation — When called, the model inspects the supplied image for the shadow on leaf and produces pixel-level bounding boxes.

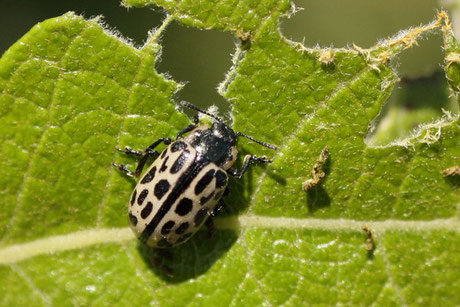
[265,168,287,186]
[444,175,459,188]
[306,185,331,214]
[137,229,237,283]
[366,243,376,260]
[222,151,275,215]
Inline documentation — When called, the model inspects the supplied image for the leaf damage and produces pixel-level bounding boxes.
[0,3,459,306]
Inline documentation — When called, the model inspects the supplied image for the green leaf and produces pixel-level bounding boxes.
[0,13,189,244]
[0,5,459,307]
[122,0,291,32]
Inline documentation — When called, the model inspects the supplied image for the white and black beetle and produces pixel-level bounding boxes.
[114,101,278,248]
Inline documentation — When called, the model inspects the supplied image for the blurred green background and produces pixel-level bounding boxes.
[1,0,459,145]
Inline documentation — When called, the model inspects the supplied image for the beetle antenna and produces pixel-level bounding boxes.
[236,132,278,150]
[179,101,224,123]
[180,101,278,150]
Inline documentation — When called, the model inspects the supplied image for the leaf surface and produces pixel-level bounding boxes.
[0,3,459,307]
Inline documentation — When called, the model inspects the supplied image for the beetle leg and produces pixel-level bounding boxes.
[176,125,196,139]
[193,114,199,125]
[176,115,199,139]
[132,150,159,177]
[210,197,226,218]
[117,136,172,156]
[114,138,172,177]
[112,163,136,177]
[133,138,172,176]
[227,154,272,179]
[145,137,172,151]
[205,216,216,238]
[223,185,230,197]
[206,197,226,238]
[114,150,159,178]
[117,146,143,156]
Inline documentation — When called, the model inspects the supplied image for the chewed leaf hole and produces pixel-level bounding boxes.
[156,22,234,116]
[366,69,459,147]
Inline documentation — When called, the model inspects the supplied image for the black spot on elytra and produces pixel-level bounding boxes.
[200,191,215,206]
[215,170,228,189]
[160,148,168,159]
[157,237,171,248]
[140,166,157,184]
[161,220,175,235]
[175,222,189,235]
[130,189,137,206]
[194,207,209,226]
[171,141,187,152]
[175,198,193,216]
[154,179,170,200]
[137,189,148,205]
[129,212,138,226]
[170,150,190,174]
[139,160,211,243]
[176,232,193,244]
[141,201,153,219]
[160,156,169,173]
[195,169,215,195]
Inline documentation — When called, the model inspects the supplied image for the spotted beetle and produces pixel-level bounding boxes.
[114,101,278,248]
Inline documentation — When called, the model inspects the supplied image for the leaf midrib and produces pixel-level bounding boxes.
[1,215,458,265]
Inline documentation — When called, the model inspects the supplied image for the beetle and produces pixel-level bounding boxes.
[113,101,278,248]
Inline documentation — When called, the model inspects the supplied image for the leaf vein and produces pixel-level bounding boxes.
[10,264,54,307]
[381,239,407,306]
[240,231,273,307]
[249,63,373,213]
[1,24,90,244]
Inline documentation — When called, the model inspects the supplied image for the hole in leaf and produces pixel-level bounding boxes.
[1,2,236,119]
[282,0,442,47]
[281,0,458,146]
[0,0,164,53]
[282,0,445,75]
[157,23,234,116]
[365,31,459,146]
[366,69,458,146]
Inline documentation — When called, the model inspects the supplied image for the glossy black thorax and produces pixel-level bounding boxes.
[184,122,237,170]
